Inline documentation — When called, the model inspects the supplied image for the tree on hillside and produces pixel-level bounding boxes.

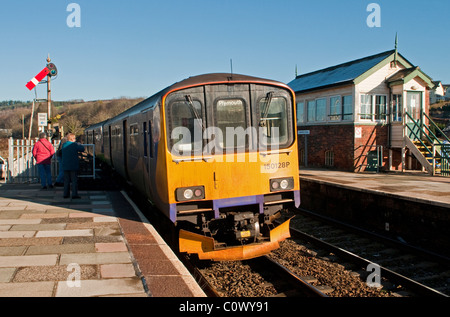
[61,116,83,136]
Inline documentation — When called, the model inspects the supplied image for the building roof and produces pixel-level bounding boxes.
[288,50,412,93]
[386,66,435,89]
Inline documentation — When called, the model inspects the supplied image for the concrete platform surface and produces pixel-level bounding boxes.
[0,183,205,297]
[300,168,450,208]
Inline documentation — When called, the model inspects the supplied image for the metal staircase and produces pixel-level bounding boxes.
[404,112,450,176]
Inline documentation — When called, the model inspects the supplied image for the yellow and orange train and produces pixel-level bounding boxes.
[85,73,300,261]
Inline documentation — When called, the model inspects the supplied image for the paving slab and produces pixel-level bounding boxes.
[55,278,144,297]
[0,183,205,297]
[0,281,55,297]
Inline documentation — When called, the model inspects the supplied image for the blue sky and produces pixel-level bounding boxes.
[1,0,449,101]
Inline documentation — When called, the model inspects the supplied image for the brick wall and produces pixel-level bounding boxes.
[298,124,354,170]
[298,124,392,172]
[354,124,389,172]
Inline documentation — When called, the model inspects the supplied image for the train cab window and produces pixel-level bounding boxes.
[215,99,247,149]
[259,95,288,147]
[169,99,203,156]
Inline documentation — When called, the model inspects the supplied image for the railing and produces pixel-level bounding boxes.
[442,144,450,176]
[6,138,95,183]
[404,112,450,176]
[424,112,450,143]
[404,112,433,157]
[7,138,60,183]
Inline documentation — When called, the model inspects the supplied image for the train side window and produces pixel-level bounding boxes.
[143,122,148,157]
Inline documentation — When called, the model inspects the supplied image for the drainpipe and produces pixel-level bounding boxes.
[388,86,392,149]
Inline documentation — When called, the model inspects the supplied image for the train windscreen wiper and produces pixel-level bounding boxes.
[185,95,205,132]
[260,91,273,127]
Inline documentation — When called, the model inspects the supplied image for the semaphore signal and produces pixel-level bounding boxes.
[25,63,58,91]
[25,67,50,91]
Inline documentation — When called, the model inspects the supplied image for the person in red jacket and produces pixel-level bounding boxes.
[32,132,55,189]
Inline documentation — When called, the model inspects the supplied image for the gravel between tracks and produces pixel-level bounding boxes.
[200,239,396,297]
[201,261,278,297]
[268,240,393,297]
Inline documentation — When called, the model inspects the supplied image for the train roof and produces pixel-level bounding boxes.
[165,73,290,92]
[87,73,291,128]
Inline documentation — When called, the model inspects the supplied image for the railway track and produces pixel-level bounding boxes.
[183,254,328,297]
[124,185,326,297]
[284,208,450,297]
[120,176,449,298]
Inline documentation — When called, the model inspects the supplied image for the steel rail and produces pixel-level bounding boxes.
[258,255,328,297]
[289,226,448,297]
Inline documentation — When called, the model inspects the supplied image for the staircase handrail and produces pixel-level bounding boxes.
[424,112,450,144]
[405,112,434,157]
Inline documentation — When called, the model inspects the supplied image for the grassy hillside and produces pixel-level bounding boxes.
[0,98,143,139]
[0,97,143,158]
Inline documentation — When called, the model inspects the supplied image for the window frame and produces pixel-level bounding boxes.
[342,95,353,121]
[374,95,388,121]
[329,95,342,121]
[213,97,249,151]
[257,95,291,148]
[360,94,373,120]
[296,101,305,124]
[315,98,326,122]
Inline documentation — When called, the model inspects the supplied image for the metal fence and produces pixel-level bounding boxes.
[5,138,95,183]
[441,144,450,177]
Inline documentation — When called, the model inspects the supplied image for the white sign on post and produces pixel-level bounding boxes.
[38,113,48,127]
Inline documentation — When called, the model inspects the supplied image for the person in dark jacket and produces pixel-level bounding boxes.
[32,132,55,189]
[61,133,85,199]
[54,134,68,186]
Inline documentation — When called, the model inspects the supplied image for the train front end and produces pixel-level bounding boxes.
[162,74,300,261]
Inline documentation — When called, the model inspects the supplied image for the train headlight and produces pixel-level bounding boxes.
[280,179,289,189]
[176,186,205,202]
[183,189,194,200]
[270,177,294,192]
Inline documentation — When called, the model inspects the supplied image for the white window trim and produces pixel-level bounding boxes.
[374,94,388,123]
[359,93,372,121]
[359,93,389,122]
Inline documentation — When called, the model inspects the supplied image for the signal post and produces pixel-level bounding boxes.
[26,55,58,138]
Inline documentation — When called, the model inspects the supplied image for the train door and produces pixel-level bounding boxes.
[123,120,130,180]
[143,119,152,198]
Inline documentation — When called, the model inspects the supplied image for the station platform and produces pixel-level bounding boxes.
[0,183,205,297]
[300,168,450,208]
[298,168,450,256]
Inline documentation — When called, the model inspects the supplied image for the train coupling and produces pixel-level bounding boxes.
[179,217,292,261]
